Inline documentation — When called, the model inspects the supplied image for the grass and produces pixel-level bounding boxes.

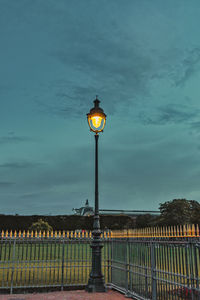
[0,240,110,288]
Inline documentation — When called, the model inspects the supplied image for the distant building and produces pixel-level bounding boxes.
[99,209,160,216]
[73,201,160,218]
[73,199,94,216]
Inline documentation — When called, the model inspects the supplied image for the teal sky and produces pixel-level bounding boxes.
[1,0,200,215]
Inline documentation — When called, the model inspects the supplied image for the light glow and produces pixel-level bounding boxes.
[91,115,103,128]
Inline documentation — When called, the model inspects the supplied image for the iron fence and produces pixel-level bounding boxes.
[109,238,200,300]
[0,236,110,294]
[0,228,199,299]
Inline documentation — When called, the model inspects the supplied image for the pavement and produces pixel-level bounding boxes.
[0,289,127,300]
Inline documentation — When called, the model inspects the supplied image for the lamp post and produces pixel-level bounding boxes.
[85,96,106,293]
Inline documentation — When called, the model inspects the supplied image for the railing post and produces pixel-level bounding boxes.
[185,243,190,289]
[61,239,65,291]
[151,242,157,300]
[107,237,111,284]
[10,238,16,294]
[110,237,114,285]
[145,267,148,298]
[193,243,199,296]
[188,241,195,300]
[125,238,132,298]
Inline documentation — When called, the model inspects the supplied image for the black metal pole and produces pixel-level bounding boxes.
[95,134,99,217]
[86,133,106,292]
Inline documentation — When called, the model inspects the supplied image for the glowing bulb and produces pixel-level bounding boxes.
[91,116,102,128]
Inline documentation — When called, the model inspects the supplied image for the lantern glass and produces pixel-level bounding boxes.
[87,113,106,133]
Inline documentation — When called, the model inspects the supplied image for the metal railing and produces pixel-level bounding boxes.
[0,236,110,294]
[0,226,199,299]
[109,237,200,300]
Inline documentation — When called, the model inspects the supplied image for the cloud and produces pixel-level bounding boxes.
[40,46,200,122]
[34,84,95,118]
[0,182,15,187]
[26,1,200,122]
[50,43,152,113]
[138,104,199,126]
[20,192,44,199]
[0,134,34,145]
[35,46,152,118]
[158,106,196,124]
[190,121,200,132]
[30,155,92,189]
[0,161,43,169]
[173,47,200,87]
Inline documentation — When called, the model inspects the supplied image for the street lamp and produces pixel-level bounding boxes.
[85,96,106,293]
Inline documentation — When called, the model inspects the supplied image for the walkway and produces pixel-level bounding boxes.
[0,289,127,300]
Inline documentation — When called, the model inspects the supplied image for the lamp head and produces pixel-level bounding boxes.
[87,97,106,133]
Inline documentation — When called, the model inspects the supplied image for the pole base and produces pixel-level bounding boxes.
[85,277,106,293]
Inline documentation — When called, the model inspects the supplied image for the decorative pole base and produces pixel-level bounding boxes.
[85,226,106,293]
[86,276,106,293]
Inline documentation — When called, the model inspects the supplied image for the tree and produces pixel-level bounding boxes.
[135,214,158,228]
[158,199,200,226]
[29,219,53,232]
[190,200,200,225]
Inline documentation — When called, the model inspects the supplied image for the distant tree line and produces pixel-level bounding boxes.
[0,199,199,231]
[135,199,200,228]
[0,214,135,231]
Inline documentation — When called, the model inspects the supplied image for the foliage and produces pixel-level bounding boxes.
[189,200,200,224]
[0,214,135,231]
[158,199,200,226]
[135,214,158,228]
[29,219,53,232]
[100,214,135,229]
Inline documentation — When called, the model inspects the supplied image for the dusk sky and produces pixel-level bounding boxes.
[1,1,200,215]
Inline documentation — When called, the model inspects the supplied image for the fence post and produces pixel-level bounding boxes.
[185,244,190,289]
[193,243,199,296]
[110,238,113,284]
[188,242,195,300]
[61,239,65,291]
[151,242,157,300]
[10,238,16,294]
[107,238,111,284]
[125,238,132,298]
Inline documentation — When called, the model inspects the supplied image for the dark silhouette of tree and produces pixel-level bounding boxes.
[135,214,158,228]
[158,199,200,226]
[190,200,200,224]
[29,219,53,232]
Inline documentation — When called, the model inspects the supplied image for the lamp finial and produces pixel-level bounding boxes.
[94,96,100,107]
